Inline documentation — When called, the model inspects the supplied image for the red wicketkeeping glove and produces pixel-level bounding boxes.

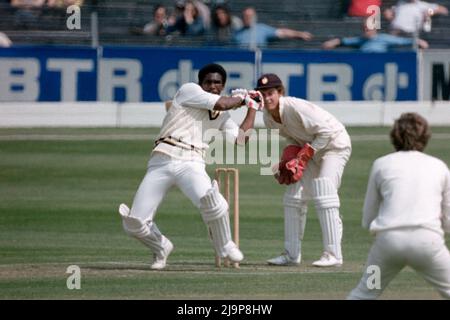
[285,143,315,183]
[273,145,302,185]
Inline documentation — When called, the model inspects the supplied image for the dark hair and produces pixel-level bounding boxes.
[212,4,231,28]
[390,112,431,152]
[153,3,165,15]
[198,63,227,84]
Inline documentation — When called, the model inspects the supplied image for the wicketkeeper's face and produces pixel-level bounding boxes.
[201,73,225,95]
[260,88,280,111]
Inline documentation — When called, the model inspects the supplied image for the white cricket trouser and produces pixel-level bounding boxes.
[282,146,351,257]
[130,152,212,223]
[348,228,450,300]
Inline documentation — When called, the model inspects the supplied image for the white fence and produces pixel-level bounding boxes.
[0,101,449,127]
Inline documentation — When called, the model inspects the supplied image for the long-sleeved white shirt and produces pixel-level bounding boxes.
[263,96,351,156]
[363,151,450,236]
[153,83,239,162]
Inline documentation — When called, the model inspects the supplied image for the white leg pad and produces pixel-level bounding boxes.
[313,178,343,260]
[200,181,232,257]
[283,192,307,260]
[119,203,169,258]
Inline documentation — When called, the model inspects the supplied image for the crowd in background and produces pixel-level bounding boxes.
[0,0,448,51]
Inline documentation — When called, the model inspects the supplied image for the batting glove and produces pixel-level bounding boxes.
[231,88,264,111]
[231,88,249,98]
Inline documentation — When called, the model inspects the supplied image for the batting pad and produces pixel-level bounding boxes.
[119,203,169,257]
[200,180,232,257]
[199,180,229,222]
[313,178,343,260]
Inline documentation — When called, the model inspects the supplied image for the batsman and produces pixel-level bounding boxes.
[254,73,352,267]
[117,63,263,270]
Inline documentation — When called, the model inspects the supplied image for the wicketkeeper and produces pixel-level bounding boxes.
[251,73,352,267]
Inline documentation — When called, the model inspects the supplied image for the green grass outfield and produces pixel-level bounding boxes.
[0,127,449,300]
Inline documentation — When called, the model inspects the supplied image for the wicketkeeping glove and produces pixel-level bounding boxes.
[285,143,315,182]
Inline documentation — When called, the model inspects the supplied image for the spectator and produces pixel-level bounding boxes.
[233,7,312,48]
[209,4,242,44]
[0,31,12,47]
[11,0,46,29]
[143,4,169,36]
[347,0,382,17]
[193,0,211,31]
[384,0,448,35]
[322,18,428,52]
[167,0,206,36]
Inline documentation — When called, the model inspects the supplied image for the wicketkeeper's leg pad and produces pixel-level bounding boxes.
[313,178,343,260]
[283,188,307,260]
[200,180,233,258]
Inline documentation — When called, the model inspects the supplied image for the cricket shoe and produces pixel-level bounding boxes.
[151,238,174,270]
[223,241,243,263]
[312,251,342,267]
[267,252,301,266]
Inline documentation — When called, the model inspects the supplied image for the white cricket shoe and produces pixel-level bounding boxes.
[224,241,244,262]
[267,252,301,266]
[151,239,174,270]
[312,252,342,267]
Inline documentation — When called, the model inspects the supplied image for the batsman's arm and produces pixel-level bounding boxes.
[213,96,245,111]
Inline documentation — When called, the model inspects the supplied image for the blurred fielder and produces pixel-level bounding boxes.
[348,113,450,299]
[118,63,263,270]
[236,73,352,267]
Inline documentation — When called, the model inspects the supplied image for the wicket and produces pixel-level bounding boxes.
[214,167,239,268]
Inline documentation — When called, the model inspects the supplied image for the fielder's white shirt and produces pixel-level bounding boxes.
[363,151,450,236]
[153,83,239,162]
[391,1,439,33]
[263,96,350,155]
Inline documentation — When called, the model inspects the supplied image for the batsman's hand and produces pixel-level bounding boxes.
[231,88,248,98]
[231,88,264,111]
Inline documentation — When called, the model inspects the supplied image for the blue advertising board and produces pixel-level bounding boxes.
[0,46,417,102]
[261,50,417,101]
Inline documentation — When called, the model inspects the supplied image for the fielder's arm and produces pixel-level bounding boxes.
[362,162,381,231]
[442,170,450,234]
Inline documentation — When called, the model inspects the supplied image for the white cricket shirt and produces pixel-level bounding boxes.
[153,83,239,162]
[363,151,450,236]
[263,96,350,155]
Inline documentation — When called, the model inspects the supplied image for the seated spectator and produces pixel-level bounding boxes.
[11,0,46,29]
[233,7,312,48]
[209,4,242,44]
[322,18,428,52]
[384,0,448,35]
[143,4,169,36]
[167,0,206,36]
[0,31,12,47]
[347,0,382,17]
